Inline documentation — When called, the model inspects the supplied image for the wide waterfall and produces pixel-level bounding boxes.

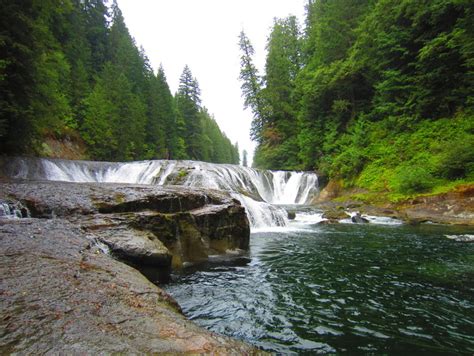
[2,157,319,229]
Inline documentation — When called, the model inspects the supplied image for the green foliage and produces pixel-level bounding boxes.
[80,75,116,160]
[437,138,474,180]
[240,0,474,194]
[1,0,237,164]
[240,17,304,169]
[238,30,265,142]
[392,165,435,194]
[199,108,239,164]
[176,66,204,160]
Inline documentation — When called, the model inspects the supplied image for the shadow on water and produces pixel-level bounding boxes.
[170,254,252,277]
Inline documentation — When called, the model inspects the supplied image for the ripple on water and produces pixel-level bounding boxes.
[165,223,474,354]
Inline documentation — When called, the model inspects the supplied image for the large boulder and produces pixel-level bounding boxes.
[1,181,251,280]
[0,218,259,354]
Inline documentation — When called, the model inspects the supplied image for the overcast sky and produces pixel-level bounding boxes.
[117,0,307,165]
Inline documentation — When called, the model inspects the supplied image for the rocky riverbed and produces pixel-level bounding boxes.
[0,180,258,354]
[316,181,474,225]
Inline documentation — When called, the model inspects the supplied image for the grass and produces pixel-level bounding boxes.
[330,178,474,207]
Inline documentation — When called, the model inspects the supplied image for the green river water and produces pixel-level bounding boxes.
[165,217,474,354]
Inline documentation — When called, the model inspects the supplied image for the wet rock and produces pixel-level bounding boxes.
[88,221,172,283]
[1,181,250,277]
[0,219,259,354]
[314,180,343,202]
[351,212,369,224]
[130,202,250,269]
[0,200,30,218]
[398,185,474,225]
[444,234,474,242]
[287,211,296,220]
[321,207,347,223]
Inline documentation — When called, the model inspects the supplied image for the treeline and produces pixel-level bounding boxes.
[240,0,473,194]
[0,0,239,164]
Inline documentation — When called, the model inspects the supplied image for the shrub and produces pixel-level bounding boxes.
[436,139,474,180]
[392,165,435,194]
[330,148,366,179]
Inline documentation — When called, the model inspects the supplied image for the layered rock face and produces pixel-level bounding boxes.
[1,181,250,280]
[0,181,254,353]
[0,219,256,354]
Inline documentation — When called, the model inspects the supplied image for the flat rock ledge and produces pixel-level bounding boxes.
[1,181,250,280]
[0,181,258,354]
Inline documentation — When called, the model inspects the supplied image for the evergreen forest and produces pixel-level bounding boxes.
[239,0,473,196]
[0,0,240,164]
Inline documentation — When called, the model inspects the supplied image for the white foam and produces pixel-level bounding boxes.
[445,234,474,242]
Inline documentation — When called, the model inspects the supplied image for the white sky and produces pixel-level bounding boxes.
[117,0,307,165]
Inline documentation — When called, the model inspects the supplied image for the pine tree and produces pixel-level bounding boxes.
[155,65,179,159]
[257,16,302,169]
[238,30,266,142]
[176,65,205,160]
[242,150,248,167]
[0,0,38,148]
[0,0,75,152]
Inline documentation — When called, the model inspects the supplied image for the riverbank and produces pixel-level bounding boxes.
[315,180,474,225]
[0,180,259,354]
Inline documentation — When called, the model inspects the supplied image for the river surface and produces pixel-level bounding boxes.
[165,215,474,354]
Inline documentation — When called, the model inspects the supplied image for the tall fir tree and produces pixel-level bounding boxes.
[176,65,205,160]
[238,30,266,143]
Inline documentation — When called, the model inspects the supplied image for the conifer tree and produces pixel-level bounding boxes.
[238,30,266,142]
[0,0,251,165]
[176,65,205,160]
[155,65,179,159]
[242,150,248,167]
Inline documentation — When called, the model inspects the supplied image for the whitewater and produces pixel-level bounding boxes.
[4,158,319,229]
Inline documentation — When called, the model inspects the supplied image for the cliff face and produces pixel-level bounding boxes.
[0,181,255,353]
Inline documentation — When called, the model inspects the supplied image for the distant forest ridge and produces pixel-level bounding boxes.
[0,0,240,164]
[238,0,473,195]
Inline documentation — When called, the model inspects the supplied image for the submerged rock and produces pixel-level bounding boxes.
[445,234,474,242]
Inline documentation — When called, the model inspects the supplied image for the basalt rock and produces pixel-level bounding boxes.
[321,207,348,223]
[400,185,474,225]
[351,212,369,224]
[1,181,250,277]
[0,180,256,353]
[0,218,259,354]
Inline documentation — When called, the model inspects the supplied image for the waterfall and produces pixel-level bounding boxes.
[0,200,30,219]
[2,157,318,229]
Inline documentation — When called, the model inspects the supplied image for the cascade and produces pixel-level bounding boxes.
[0,200,30,219]
[2,158,319,229]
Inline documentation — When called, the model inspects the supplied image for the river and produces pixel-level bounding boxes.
[165,214,474,354]
[3,157,473,353]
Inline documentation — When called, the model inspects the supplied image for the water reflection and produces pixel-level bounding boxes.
[165,223,474,354]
